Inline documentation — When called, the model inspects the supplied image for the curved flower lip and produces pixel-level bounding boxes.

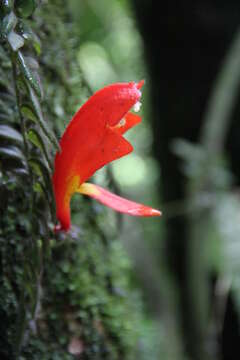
[78,183,162,217]
[52,80,161,232]
[60,80,144,148]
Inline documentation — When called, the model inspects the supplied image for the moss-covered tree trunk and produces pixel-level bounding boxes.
[0,1,144,359]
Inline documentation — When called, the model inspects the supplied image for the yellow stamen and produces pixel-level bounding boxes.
[77,182,100,196]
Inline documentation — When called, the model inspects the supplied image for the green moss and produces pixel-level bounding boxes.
[0,1,147,359]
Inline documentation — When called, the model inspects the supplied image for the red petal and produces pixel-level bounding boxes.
[52,81,144,231]
[77,183,162,217]
[53,127,133,231]
[110,112,141,135]
[60,81,143,151]
[53,82,143,191]
[137,79,145,89]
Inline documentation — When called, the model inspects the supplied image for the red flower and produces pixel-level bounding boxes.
[52,81,161,231]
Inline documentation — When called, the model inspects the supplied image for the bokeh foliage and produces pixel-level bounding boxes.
[132,1,240,359]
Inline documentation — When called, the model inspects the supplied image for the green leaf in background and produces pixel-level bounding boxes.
[28,157,50,179]
[21,103,38,123]
[1,0,14,14]
[15,0,37,18]
[17,51,42,99]
[0,124,23,144]
[27,128,44,152]
[0,145,25,163]
[33,180,44,194]
[1,11,17,36]
[27,128,52,169]
[27,85,60,152]
[12,167,28,177]
[7,30,24,51]
[20,23,41,55]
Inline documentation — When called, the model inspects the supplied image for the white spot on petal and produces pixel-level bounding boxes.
[133,101,141,112]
